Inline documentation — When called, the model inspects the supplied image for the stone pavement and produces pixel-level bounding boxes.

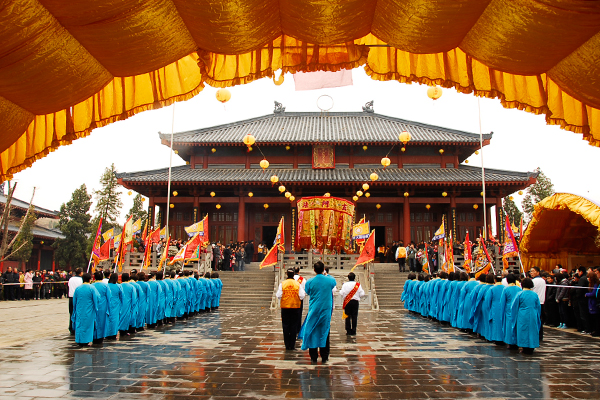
[0,306,599,400]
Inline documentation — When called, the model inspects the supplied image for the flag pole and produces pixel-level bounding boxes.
[478,98,488,240]
[165,105,175,240]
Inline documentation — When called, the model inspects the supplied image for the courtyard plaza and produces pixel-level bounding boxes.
[0,299,599,400]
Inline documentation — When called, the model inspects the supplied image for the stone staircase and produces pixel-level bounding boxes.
[373,263,408,309]
[218,263,275,309]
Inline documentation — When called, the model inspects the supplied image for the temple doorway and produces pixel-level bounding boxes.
[262,226,277,249]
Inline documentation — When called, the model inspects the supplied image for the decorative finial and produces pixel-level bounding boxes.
[362,100,374,113]
[274,101,286,114]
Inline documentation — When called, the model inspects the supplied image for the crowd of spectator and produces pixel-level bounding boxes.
[1,267,70,301]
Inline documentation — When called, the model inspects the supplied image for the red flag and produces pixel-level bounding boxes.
[148,227,161,244]
[463,231,472,273]
[184,233,202,259]
[480,234,493,265]
[260,245,279,269]
[422,243,430,274]
[351,230,375,271]
[502,214,520,271]
[90,218,103,267]
[141,220,148,242]
[99,239,112,261]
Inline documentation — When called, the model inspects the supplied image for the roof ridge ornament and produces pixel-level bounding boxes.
[274,101,286,114]
[362,100,374,113]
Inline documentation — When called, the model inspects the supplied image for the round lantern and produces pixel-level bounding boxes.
[169,204,174,209]
[518,190,523,195]
[363,145,368,151]
[370,172,379,182]
[289,195,295,201]
[173,191,178,197]
[242,133,255,148]
[248,192,253,197]
[216,204,221,209]
[263,204,269,209]
[40,241,44,245]
[480,192,484,197]
[210,192,216,197]
[215,89,231,103]
[465,160,469,164]
[285,145,291,151]
[353,195,359,201]
[279,185,286,193]
[270,175,279,184]
[285,192,291,198]
[362,183,369,191]
[399,130,412,145]
[439,149,444,155]
[186,161,190,165]
[365,192,371,198]
[357,190,363,197]
[426,204,431,210]
[404,192,409,197]
[475,150,480,155]
[141,198,145,202]
[473,204,479,210]
[427,86,443,100]
[381,157,391,169]
[509,196,514,201]
[376,204,381,209]
[211,148,216,153]
[324,193,331,197]
[401,147,406,152]
[260,159,270,171]
[248,146,253,152]
[442,191,448,197]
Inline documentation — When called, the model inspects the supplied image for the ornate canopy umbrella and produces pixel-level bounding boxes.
[1,0,600,181]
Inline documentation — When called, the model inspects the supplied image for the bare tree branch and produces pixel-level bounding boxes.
[0,182,16,259]
[6,188,35,251]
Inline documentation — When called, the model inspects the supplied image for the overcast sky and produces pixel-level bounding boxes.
[10,69,600,225]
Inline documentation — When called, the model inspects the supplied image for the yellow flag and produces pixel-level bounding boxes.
[123,217,133,244]
[102,228,114,243]
[132,218,142,235]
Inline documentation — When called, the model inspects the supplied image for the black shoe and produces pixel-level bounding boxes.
[321,358,328,363]
[310,359,318,365]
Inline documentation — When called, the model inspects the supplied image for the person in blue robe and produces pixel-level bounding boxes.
[193,273,202,313]
[451,273,469,328]
[471,274,494,337]
[155,271,168,325]
[412,275,424,312]
[196,274,206,312]
[486,275,506,343]
[169,271,183,319]
[146,273,160,327]
[457,277,479,330]
[71,273,100,346]
[164,273,176,323]
[298,261,337,364]
[176,274,188,319]
[441,272,456,323]
[92,271,111,343]
[106,273,123,339]
[435,272,450,321]
[510,278,541,354]
[500,274,522,347]
[119,273,136,336]
[212,272,223,309]
[135,272,150,330]
[204,272,215,312]
[428,277,442,319]
[401,273,416,311]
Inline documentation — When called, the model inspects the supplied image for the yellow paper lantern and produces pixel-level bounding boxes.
[270,175,279,184]
[128,191,132,196]
[186,161,190,165]
[263,203,269,209]
[248,192,253,197]
[324,193,331,197]
[399,131,412,145]
[365,192,371,198]
[401,147,406,152]
[279,185,286,193]
[442,191,448,197]
[248,146,253,151]
[381,157,391,168]
[216,204,221,209]
[473,204,479,210]
[174,150,179,155]
[285,192,291,198]
[210,192,216,197]
[169,204,174,209]
[211,148,216,153]
[465,160,469,164]
[427,86,443,100]
[285,145,291,151]
[370,172,379,182]
[141,198,145,202]
[363,145,368,151]
[357,190,363,197]
[260,159,270,171]
[289,195,295,201]
[475,150,480,155]
[353,195,359,201]
[40,241,44,245]
[242,133,255,147]
[480,192,484,196]
[426,204,431,210]
[404,192,409,197]
[376,204,381,209]
[362,183,369,191]
[173,191,178,197]
[215,88,231,103]
[518,190,523,195]
[439,149,444,155]
[509,196,514,201]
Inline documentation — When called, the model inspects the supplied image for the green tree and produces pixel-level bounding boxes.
[503,196,523,227]
[54,184,92,269]
[522,167,555,222]
[11,205,36,262]
[126,194,148,226]
[94,163,122,227]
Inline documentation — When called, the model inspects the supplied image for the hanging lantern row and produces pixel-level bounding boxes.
[365,192,370,198]
[271,175,279,185]
[173,191,178,197]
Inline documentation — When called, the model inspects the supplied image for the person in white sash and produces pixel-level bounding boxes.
[293,267,307,335]
[339,272,365,335]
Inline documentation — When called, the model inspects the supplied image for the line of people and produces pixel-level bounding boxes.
[70,269,222,346]
[402,271,542,354]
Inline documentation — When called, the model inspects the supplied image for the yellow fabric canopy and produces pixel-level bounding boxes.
[2,0,600,181]
[520,193,600,271]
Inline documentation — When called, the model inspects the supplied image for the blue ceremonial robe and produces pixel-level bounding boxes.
[443,280,459,323]
[71,284,100,344]
[107,283,123,336]
[412,281,423,312]
[510,289,541,349]
[163,279,176,318]
[172,279,184,317]
[436,279,450,321]
[92,281,111,340]
[206,279,216,309]
[146,280,159,324]
[177,278,188,316]
[214,278,223,307]
[458,280,479,329]
[401,280,412,310]
[500,285,522,345]
[119,282,136,331]
[193,278,202,312]
[471,284,492,336]
[196,278,206,310]
[156,279,169,320]
[486,284,506,342]
[299,274,337,350]
[451,281,467,327]
[136,281,150,328]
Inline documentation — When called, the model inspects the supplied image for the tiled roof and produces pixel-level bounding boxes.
[0,195,59,217]
[117,165,535,185]
[7,221,65,240]
[158,112,492,145]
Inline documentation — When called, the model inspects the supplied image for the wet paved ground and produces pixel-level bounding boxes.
[1,307,599,400]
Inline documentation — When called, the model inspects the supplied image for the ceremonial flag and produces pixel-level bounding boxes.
[113,233,122,249]
[439,238,447,272]
[488,225,498,244]
[422,243,430,274]
[169,245,187,265]
[185,246,201,265]
[148,227,161,244]
[90,218,103,268]
[519,216,524,239]
[260,245,279,269]
[184,233,202,259]
[351,230,375,272]
[447,232,455,273]
[141,238,152,270]
[352,221,370,240]
[354,216,367,246]
[511,221,519,237]
[432,220,446,241]
[463,231,472,273]
[275,217,285,252]
[141,220,148,241]
[158,236,171,271]
[475,263,491,279]
[184,221,201,237]
[102,228,114,243]
[132,218,142,235]
[160,226,166,239]
[502,214,520,271]
[122,216,133,244]
[99,238,112,261]
[479,234,495,276]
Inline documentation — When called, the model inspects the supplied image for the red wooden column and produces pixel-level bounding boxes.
[403,197,410,243]
[37,247,41,270]
[238,195,246,242]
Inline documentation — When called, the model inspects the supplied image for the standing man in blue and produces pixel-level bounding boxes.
[298,261,337,364]
[119,273,136,337]
[135,272,150,330]
[106,273,123,340]
[146,272,160,328]
[71,273,100,347]
[155,271,169,325]
[211,272,222,310]
[92,271,111,344]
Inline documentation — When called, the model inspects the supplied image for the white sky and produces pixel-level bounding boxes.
[10,69,600,224]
